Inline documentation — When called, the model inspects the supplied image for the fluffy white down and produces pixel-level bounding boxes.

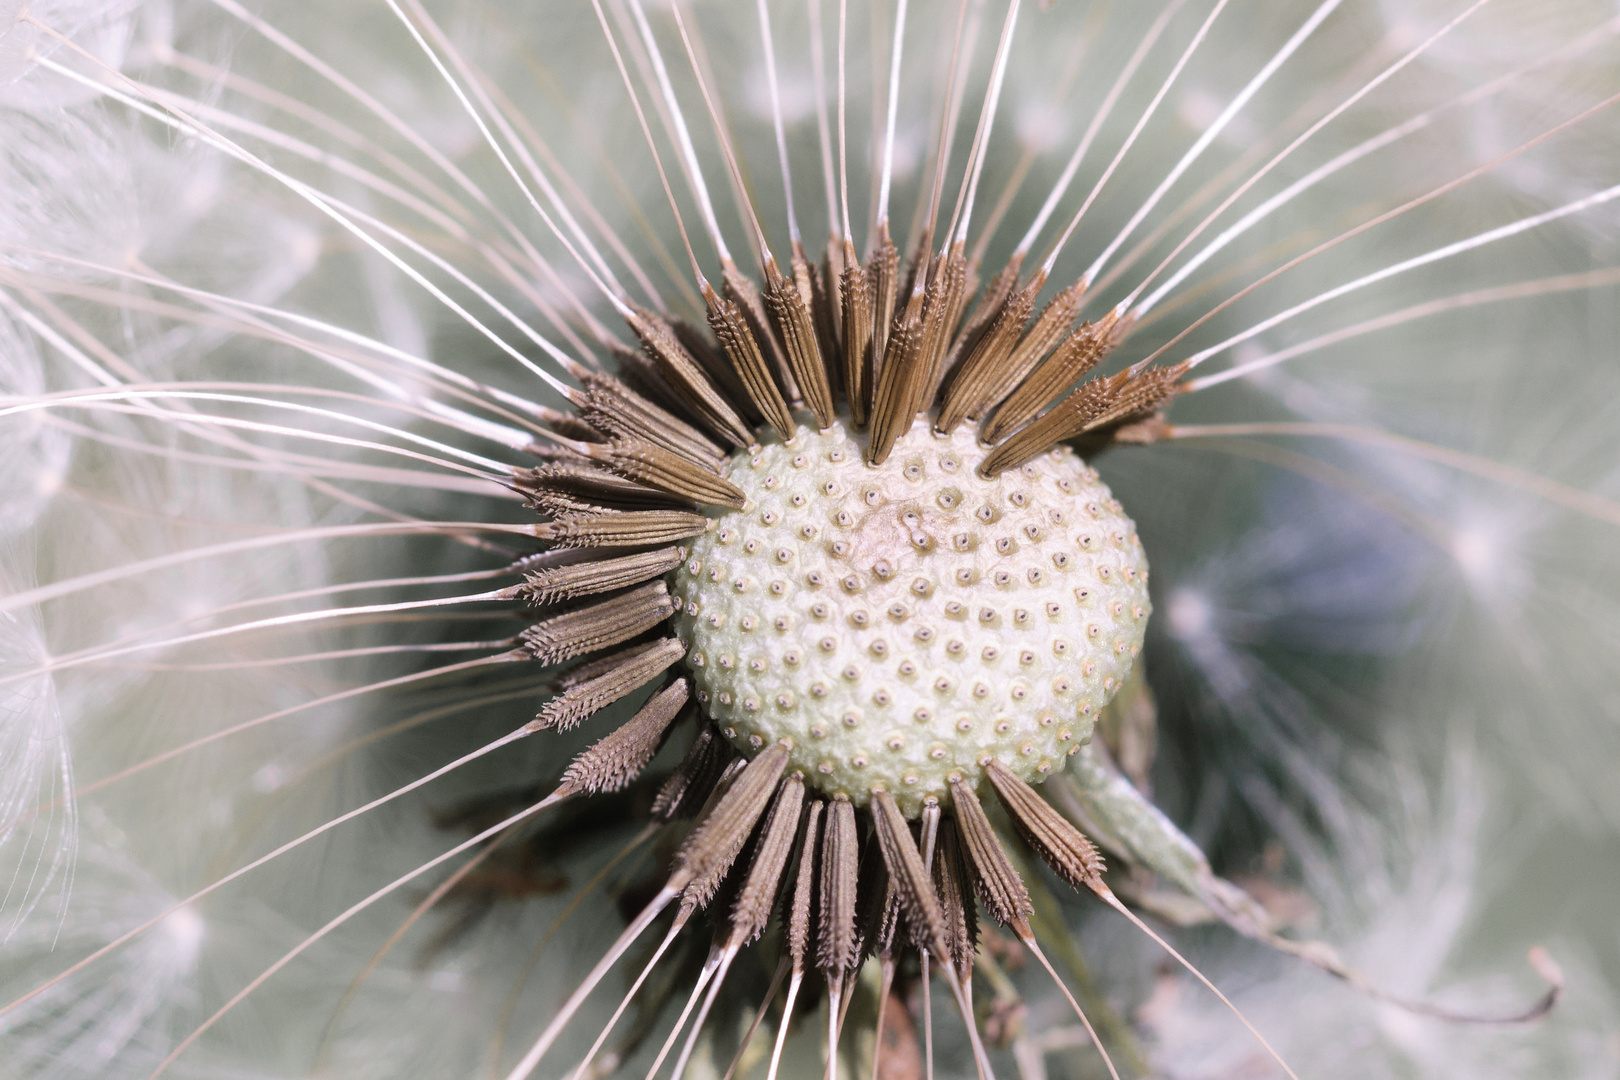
[0,1,1617,1078]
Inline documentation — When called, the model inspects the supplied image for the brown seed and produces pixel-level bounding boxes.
[577,371,726,470]
[816,794,861,975]
[872,873,904,962]
[520,581,678,665]
[675,313,757,417]
[586,436,746,510]
[560,679,690,794]
[606,341,701,427]
[985,759,1107,892]
[516,546,686,605]
[518,461,677,514]
[818,235,846,357]
[536,406,605,445]
[948,253,1023,369]
[980,362,1185,476]
[706,280,795,442]
[652,727,735,823]
[867,220,901,383]
[675,743,792,910]
[839,243,874,429]
[995,278,1090,411]
[984,309,1130,443]
[1077,363,1187,433]
[787,800,824,970]
[723,260,799,405]
[949,777,1034,927]
[625,304,755,448]
[932,819,980,978]
[533,509,710,548]
[765,256,836,428]
[529,637,685,731]
[934,271,1043,432]
[917,244,970,403]
[868,789,952,961]
[553,638,665,691]
[727,774,806,946]
[865,289,925,465]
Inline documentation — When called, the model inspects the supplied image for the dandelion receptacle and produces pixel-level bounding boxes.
[2,1,1616,1078]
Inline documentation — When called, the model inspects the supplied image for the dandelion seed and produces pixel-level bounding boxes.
[1,1,1616,1078]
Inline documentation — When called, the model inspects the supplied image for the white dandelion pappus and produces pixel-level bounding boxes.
[2,1,1618,1078]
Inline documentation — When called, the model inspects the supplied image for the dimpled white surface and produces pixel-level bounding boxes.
[669,418,1151,816]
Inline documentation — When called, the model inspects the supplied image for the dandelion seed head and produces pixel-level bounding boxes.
[2,0,1617,1075]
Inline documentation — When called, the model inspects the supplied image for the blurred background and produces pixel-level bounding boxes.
[3,0,1618,1076]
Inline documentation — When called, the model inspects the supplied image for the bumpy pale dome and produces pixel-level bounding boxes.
[671,417,1151,815]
